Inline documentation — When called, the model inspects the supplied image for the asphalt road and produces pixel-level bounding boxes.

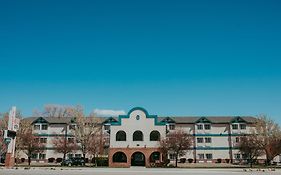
[0,167,280,175]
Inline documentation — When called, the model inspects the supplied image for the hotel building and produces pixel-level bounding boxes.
[18,107,280,167]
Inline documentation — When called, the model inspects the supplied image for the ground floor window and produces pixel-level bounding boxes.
[234,153,241,159]
[39,153,46,160]
[75,154,81,158]
[169,153,177,160]
[198,154,204,159]
[206,154,213,160]
[113,152,127,163]
[31,153,38,159]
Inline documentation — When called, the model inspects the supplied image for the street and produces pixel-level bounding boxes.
[0,167,280,175]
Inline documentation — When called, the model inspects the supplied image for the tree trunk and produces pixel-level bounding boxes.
[175,155,178,168]
[28,156,31,166]
[63,151,66,160]
[83,153,86,166]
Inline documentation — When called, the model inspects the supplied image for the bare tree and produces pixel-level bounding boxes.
[35,104,74,118]
[16,120,45,166]
[70,106,102,165]
[237,135,264,167]
[52,136,78,160]
[254,115,281,165]
[87,134,104,166]
[0,113,8,161]
[160,129,192,167]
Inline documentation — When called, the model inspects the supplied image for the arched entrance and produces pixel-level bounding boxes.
[131,152,145,166]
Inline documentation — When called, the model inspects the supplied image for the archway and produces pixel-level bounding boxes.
[149,152,161,163]
[131,152,145,166]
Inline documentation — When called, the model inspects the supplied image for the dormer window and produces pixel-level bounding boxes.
[41,124,48,130]
[197,124,203,130]
[232,124,238,130]
[204,124,211,130]
[34,125,40,130]
[240,124,246,130]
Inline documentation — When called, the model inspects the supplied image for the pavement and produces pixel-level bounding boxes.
[0,167,280,175]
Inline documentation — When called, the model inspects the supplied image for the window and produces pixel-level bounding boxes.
[206,154,213,160]
[40,138,47,144]
[34,125,40,130]
[39,153,46,160]
[68,138,75,143]
[234,154,241,159]
[116,130,126,141]
[133,130,143,141]
[205,137,212,143]
[75,154,81,158]
[41,124,48,130]
[240,124,246,130]
[197,124,203,130]
[198,154,204,159]
[169,124,175,130]
[68,154,73,159]
[197,138,204,143]
[242,154,248,159]
[235,137,240,143]
[204,124,211,130]
[150,131,160,141]
[104,124,110,131]
[169,154,177,160]
[69,124,76,130]
[31,153,38,159]
[232,124,238,130]
[113,152,127,163]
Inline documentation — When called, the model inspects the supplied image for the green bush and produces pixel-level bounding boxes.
[94,157,108,167]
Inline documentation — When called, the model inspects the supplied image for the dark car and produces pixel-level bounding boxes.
[61,157,85,166]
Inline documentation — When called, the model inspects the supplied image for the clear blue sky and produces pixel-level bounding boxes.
[0,0,281,123]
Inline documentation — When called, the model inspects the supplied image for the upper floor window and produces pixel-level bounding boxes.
[34,125,40,130]
[116,130,126,141]
[240,124,246,130]
[197,124,203,130]
[68,138,75,143]
[150,130,160,141]
[169,124,175,130]
[69,124,76,130]
[39,138,47,144]
[41,124,48,130]
[204,124,211,130]
[205,137,212,143]
[197,138,204,143]
[104,124,110,131]
[133,130,143,141]
[232,124,238,130]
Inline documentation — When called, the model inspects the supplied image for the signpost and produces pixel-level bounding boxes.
[4,106,19,169]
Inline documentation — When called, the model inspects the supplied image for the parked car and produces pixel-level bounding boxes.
[61,157,85,166]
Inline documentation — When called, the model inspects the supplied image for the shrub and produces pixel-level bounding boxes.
[48,158,55,163]
[187,158,193,163]
[85,158,89,163]
[56,158,63,163]
[216,158,222,163]
[167,164,175,168]
[95,157,109,166]
[179,158,186,163]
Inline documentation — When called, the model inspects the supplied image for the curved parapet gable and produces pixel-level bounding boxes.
[111,107,165,126]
